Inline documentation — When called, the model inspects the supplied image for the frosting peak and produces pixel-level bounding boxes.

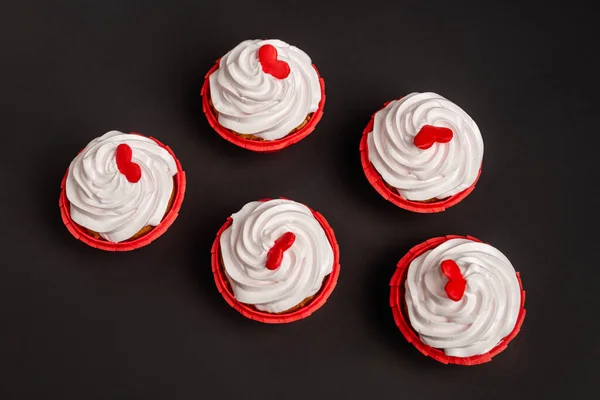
[367,92,484,201]
[209,39,322,141]
[65,131,178,243]
[220,199,334,313]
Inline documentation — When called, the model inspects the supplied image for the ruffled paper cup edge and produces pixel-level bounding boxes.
[201,60,326,153]
[389,234,526,365]
[211,198,340,324]
[59,133,186,251]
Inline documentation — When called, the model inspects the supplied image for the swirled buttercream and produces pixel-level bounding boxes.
[66,131,178,243]
[209,39,321,141]
[220,199,333,313]
[367,92,483,201]
[405,238,521,357]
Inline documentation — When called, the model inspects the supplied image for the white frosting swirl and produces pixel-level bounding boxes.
[220,199,334,313]
[405,239,521,358]
[66,131,178,243]
[367,92,484,201]
[209,39,321,141]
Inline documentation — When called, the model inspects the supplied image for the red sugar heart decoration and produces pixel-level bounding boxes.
[441,259,467,301]
[258,44,291,80]
[413,125,454,150]
[115,144,142,183]
[265,232,296,270]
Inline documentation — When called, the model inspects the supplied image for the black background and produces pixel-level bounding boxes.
[1,1,598,399]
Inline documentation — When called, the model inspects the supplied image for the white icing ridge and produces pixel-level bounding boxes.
[209,39,321,141]
[66,131,178,243]
[367,92,484,201]
[405,238,521,357]
[220,199,334,313]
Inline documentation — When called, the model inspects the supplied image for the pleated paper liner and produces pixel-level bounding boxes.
[211,198,340,323]
[360,99,481,213]
[201,60,326,153]
[390,235,526,366]
[59,133,186,251]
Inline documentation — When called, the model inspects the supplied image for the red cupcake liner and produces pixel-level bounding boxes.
[201,60,326,153]
[360,99,481,213]
[390,235,526,366]
[59,133,186,251]
[211,198,340,323]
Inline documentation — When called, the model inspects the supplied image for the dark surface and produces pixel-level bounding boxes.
[0,1,598,399]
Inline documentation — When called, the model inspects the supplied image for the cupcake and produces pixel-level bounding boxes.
[202,39,326,152]
[390,235,526,365]
[360,93,483,213]
[59,130,186,251]
[211,198,340,323]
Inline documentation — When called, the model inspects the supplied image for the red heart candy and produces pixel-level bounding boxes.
[265,232,296,270]
[258,44,291,80]
[115,144,142,183]
[440,259,466,301]
[413,125,454,150]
